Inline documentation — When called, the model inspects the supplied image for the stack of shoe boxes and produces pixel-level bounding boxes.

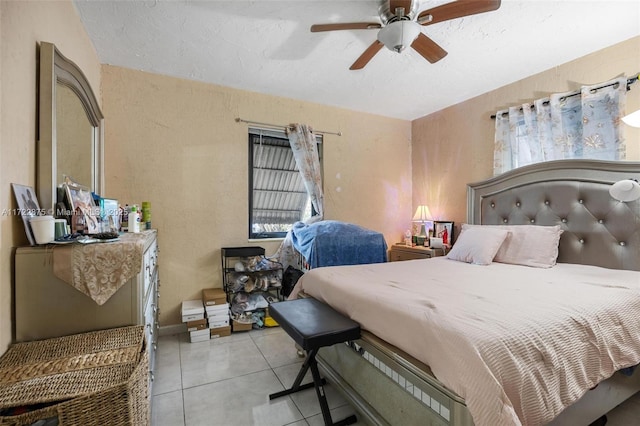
[181,300,208,342]
[202,288,231,338]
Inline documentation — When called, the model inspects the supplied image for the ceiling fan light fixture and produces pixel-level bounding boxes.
[377,20,421,53]
[610,179,640,202]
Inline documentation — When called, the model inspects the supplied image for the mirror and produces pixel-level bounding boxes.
[38,41,104,214]
[56,84,94,190]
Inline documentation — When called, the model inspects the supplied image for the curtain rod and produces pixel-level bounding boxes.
[490,73,639,119]
[235,118,342,136]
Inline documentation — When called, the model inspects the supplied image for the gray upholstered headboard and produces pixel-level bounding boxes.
[467,160,640,271]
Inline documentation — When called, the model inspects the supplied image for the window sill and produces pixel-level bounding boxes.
[248,238,285,243]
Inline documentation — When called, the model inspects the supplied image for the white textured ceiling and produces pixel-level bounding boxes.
[73,0,640,121]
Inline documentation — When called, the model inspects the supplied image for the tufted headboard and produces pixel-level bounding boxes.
[467,160,640,271]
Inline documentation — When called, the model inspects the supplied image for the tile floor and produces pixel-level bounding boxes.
[151,327,640,426]
[151,327,361,426]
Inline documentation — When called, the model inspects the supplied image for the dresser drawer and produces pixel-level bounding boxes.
[143,240,158,299]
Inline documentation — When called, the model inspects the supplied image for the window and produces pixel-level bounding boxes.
[248,128,322,239]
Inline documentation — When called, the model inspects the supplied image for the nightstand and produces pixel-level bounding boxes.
[388,244,443,261]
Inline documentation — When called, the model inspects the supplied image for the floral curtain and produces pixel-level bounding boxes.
[493,77,627,175]
[273,123,324,271]
[286,123,324,219]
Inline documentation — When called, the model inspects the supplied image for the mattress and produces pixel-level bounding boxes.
[290,257,640,426]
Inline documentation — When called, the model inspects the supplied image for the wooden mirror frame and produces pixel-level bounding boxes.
[38,41,104,214]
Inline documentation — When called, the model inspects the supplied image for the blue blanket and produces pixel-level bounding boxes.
[291,220,387,269]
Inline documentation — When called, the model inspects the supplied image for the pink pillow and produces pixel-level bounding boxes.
[446,227,510,265]
[461,224,563,268]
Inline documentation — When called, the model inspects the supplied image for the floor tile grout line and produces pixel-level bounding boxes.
[179,367,287,392]
[178,335,186,426]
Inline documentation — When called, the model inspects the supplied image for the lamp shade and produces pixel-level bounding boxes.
[412,205,432,239]
[609,179,640,202]
[412,205,432,222]
[622,110,640,128]
[377,21,421,53]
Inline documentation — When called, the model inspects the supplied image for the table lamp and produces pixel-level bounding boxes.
[412,205,432,246]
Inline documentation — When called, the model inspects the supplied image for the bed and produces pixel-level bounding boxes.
[289,159,640,426]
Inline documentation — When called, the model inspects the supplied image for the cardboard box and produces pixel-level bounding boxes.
[186,318,207,332]
[232,319,253,332]
[202,288,227,306]
[210,325,231,339]
[182,299,205,322]
[207,310,229,319]
[182,314,204,323]
[205,304,229,328]
[208,317,230,328]
[189,328,210,343]
[205,303,229,316]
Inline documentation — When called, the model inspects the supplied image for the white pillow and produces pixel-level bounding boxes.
[461,224,563,268]
[446,227,510,265]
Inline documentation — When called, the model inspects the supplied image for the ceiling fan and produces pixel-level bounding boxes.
[310,0,501,70]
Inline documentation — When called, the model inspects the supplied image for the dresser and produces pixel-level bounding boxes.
[14,230,159,384]
[388,244,443,261]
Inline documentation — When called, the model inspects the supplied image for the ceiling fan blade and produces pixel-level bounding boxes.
[418,0,501,26]
[411,33,448,64]
[350,40,384,70]
[311,22,381,32]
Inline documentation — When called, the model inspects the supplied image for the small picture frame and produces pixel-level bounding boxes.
[11,183,43,245]
[99,198,120,232]
[433,221,454,246]
[63,183,100,234]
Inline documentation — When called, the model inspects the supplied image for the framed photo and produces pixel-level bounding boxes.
[11,183,43,245]
[64,183,100,234]
[433,221,454,245]
[99,198,120,232]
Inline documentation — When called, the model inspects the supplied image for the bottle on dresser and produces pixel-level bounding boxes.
[128,206,140,233]
[141,201,151,230]
[121,204,129,232]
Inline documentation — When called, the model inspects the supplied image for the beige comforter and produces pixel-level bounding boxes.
[290,258,640,426]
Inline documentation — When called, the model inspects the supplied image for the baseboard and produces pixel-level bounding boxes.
[159,323,186,336]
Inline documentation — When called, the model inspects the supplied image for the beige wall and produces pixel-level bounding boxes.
[0,0,101,353]
[412,36,640,234]
[101,66,412,326]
